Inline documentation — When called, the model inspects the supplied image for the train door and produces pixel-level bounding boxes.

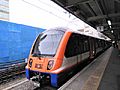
[81,36,90,61]
[93,38,96,55]
[77,34,83,63]
[89,37,96,58]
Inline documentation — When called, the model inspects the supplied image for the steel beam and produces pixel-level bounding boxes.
[87,13,120,21]
[65,0,93,8]
[52,0,65,7]
[115,0,120,3]
[86,3,97,16]
[102,22,120,26]
[94,0,104,15]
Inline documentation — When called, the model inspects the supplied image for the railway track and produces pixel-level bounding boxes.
[0,62,56,90]
[0,63,26,84]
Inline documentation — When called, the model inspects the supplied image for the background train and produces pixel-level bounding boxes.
[0,20,44,69]
[25,28,111,87]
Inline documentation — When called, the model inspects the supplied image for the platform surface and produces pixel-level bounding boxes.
[58,47,118,90]
[98,48,120,90]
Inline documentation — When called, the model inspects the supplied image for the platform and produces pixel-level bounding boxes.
[98,47,120,90]
[58,47,120,90]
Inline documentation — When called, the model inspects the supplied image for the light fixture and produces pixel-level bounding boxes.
[110,25,112,28]
[111,30,113,33]
[107,20,111,26]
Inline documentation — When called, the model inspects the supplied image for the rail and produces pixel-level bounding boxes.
[0,62,26,84]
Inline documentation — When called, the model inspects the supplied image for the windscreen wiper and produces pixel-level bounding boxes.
[32,53,41,57]
[32,53,54,57]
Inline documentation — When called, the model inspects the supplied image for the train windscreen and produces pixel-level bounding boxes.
[32,30,64,57]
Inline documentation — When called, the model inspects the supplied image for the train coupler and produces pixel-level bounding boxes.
[30,74,42,87]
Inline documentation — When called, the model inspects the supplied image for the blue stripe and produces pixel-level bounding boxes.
[26,69,30,80]
[50,74,58,87]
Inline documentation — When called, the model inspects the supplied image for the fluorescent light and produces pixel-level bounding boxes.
[110,25,111,28]
[107,20,111,26]
[112,41,115,43]
[111,30,113,33]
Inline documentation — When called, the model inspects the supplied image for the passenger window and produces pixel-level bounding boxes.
[65,33,79,58]
[95,39,99,48]
[65,33,90,58]
[78,37,83,54]
[96,39,103,48]
[82,36,90,53]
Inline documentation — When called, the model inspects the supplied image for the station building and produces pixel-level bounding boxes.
[0,0,9,21]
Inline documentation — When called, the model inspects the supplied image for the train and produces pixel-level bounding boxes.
[25,27,111,87]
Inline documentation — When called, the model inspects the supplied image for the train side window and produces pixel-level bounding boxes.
[65,33,90,58]
[65,33,79,58]
[75,34,90,54]
[78,36,84,54]
[95,39,99,48]
[82,36,90,53]
[97,39,103,48]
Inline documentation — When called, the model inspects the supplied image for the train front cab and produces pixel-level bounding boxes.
[25,29,72,87]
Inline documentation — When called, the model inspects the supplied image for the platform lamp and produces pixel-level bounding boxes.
[107,19,112,28]
[107,20,111,26]
[107,19,113,33]
[111,30,113,33]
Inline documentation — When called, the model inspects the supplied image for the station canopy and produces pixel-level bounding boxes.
[52,0,120,41]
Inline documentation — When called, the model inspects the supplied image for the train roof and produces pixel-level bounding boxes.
[45,27,68,32]
[45,27,111,41]
[73,29,111,41]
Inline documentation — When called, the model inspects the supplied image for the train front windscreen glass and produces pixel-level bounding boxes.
[32,30,64,57]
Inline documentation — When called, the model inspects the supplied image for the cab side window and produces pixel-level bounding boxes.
[65,33,90,58]
[65,33,79,58]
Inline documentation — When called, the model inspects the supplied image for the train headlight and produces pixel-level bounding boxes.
[29,58,33,68]
[47,60,54,70]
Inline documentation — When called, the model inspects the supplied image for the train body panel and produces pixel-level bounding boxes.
[25,28,111,87]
